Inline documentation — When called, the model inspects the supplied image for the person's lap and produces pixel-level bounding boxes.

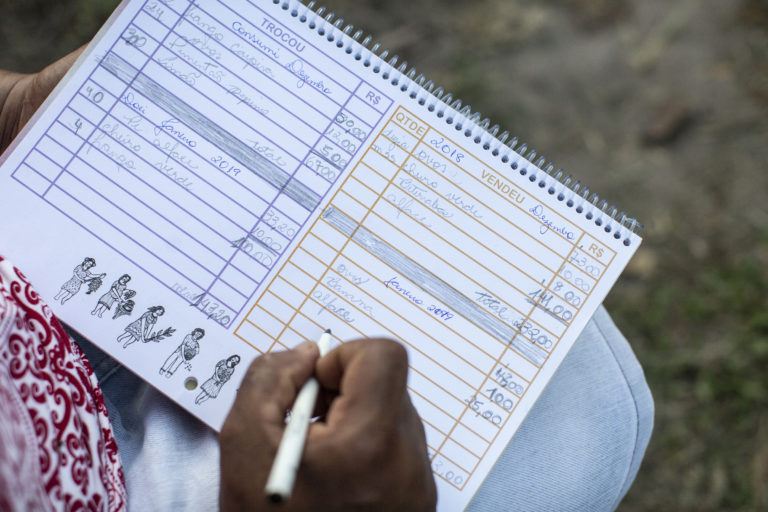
[72,305,653,511]
[466,306,653,511]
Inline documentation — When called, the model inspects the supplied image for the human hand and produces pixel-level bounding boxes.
[220,339,437,512]
[0,46,85,153]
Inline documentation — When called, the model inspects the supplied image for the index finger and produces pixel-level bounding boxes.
[315,338,409,427]
[228,342,319,428]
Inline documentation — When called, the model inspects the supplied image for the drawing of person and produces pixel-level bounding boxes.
[91,274,132,318]
[117,306,175,348]
[194,355,240,405]
[53,257,106,305]
[159,328,205,378]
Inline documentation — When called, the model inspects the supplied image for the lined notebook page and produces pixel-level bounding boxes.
[0,1,641,509]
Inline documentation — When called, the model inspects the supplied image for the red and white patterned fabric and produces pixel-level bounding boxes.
[0,257,126,511]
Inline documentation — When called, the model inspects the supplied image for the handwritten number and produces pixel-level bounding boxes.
[334,111,368,140]
[428,136,465,163]
[145,1,164,21]
[494,368,525,395]
[124,27,147,48]
[306,154,340,181]
[189,292,230,326]
[320,144,348,168]
[85,86,103,104]
[485,387,515,411]
[463,395,503,426]
[231,237,274,266]
[211,155,241,176]
[263,209,297,238]
[569,251,602,278]
[431,457,464,487]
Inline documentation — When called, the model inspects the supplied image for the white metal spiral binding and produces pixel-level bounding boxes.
[276,0,641,246]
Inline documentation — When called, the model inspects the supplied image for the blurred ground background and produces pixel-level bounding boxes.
[1,0,767,510]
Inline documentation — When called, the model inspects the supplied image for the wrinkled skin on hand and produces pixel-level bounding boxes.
[220,339,437,512]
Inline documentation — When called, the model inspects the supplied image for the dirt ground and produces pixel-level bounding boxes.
[1,0,767,510]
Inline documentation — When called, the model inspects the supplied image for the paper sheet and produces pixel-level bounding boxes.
[0,1,641,509]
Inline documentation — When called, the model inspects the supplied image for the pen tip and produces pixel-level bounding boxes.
[324,328,332,334]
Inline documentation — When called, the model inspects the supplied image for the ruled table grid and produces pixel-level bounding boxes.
[10,0,391,328]
[0,1,641,505]
[235,105,616,490]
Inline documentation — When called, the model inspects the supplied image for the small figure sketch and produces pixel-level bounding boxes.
[112,289,137,320]
[117,306,175,349]
[53,257,106,305]
[159,328,205,378]
[195,355,241,405]
[91,274,134,318]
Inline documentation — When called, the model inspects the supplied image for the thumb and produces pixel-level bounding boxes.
[219,343,318,512]
[1,45,86,153]
[229,342,319,427]
[20,46,86,126]
[27,45,86,109]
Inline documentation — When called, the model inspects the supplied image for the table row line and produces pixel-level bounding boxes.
[387,107,617,266]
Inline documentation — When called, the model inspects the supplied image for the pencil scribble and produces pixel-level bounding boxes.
[101,52,320,211]
[323,207,548,366]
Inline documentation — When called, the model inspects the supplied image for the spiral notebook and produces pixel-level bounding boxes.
[0,0,642,509]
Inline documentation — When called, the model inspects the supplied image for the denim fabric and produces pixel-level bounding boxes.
[466,306,654,511]
[75,335,220,512]
[71,305,653,511]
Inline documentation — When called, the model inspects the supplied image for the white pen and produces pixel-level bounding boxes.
[264,328,333,503]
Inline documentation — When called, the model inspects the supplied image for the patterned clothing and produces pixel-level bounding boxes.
[61,264,92,295]
[200,360,234,399]
[0,257,126,511]
[161,335,199,376]
[181,336,200,361]
[98,281,126,309]
[124,311,156,341]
